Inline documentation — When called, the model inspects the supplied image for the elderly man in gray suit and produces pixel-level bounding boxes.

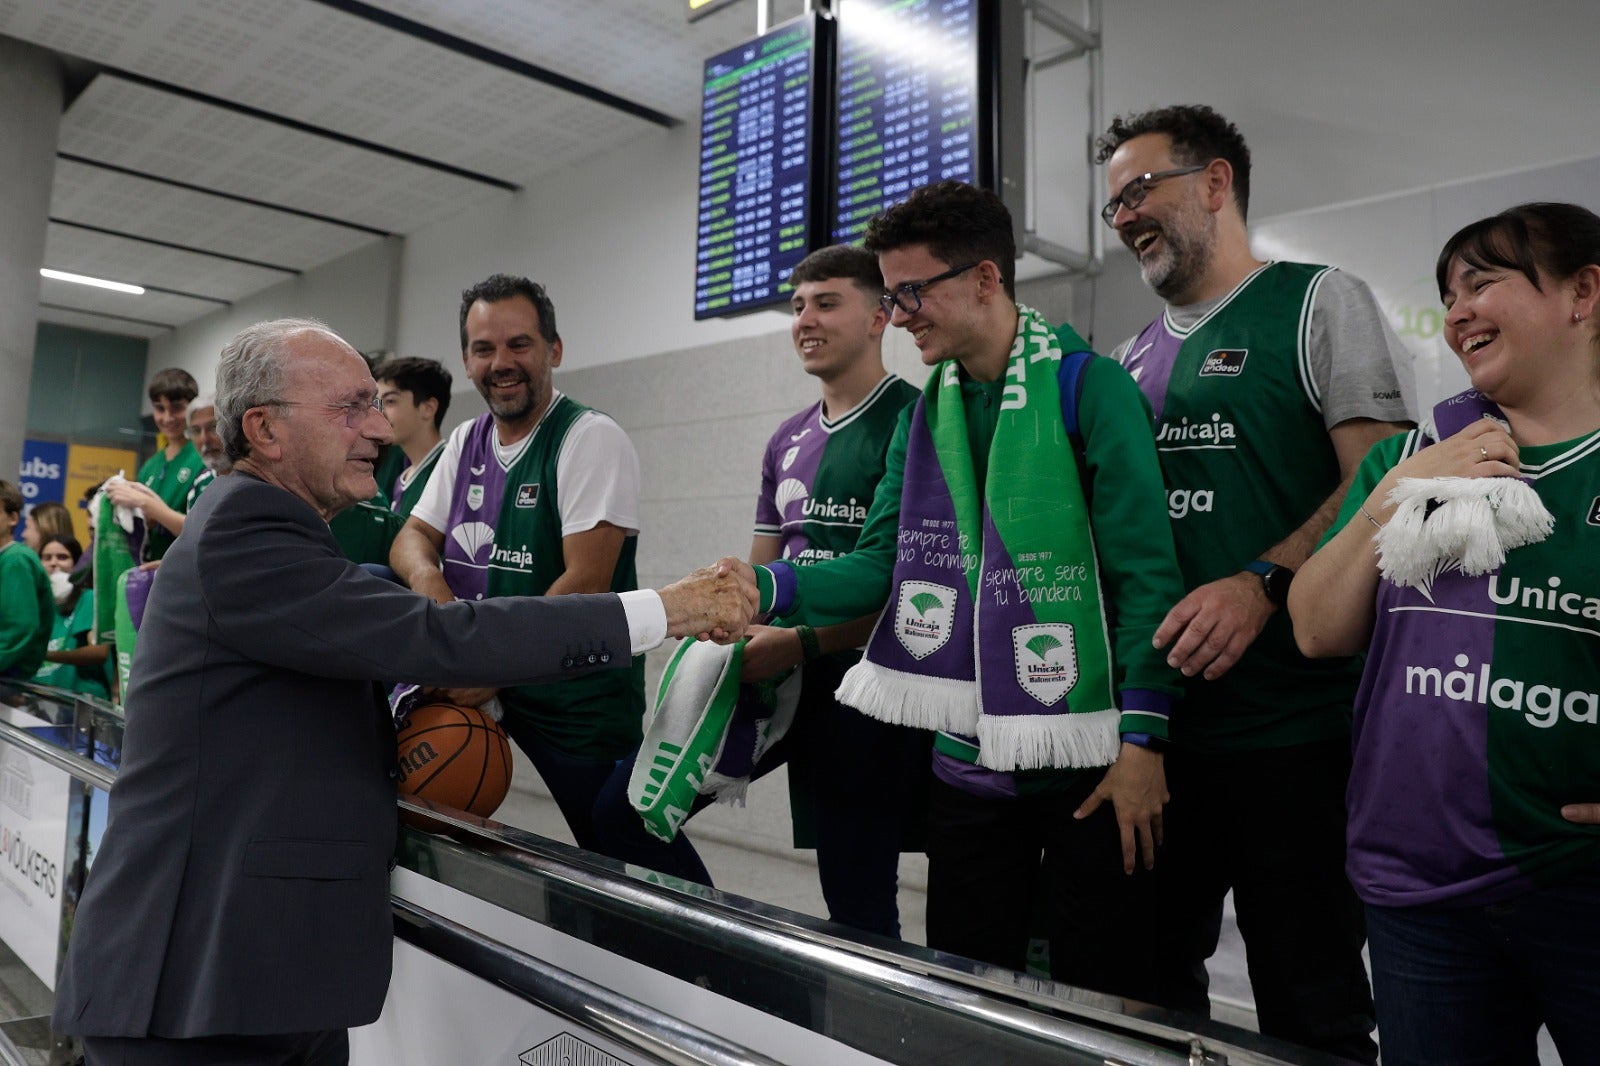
[51,318,751,1065]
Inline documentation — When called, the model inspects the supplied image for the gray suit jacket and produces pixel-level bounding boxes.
[52,474,630,1037]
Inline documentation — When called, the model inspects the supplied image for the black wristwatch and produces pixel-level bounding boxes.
[1243,560,1294,608]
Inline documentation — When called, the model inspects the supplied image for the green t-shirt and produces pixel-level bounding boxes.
[328,495,405,566]
[32,603,75,689]
[33,593,109,698]
[137,441,206,560]
[0,542,53,678]
[372,445,409,512]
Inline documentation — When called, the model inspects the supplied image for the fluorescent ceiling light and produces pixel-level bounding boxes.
[40,268,145,295]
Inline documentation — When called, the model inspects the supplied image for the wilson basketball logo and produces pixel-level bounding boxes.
[393,704,512,817]
[396,740,438,783]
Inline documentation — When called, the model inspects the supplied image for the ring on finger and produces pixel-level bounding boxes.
[1479,445,1489,461]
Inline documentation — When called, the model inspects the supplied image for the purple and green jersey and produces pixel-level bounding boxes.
[1336,417,1600,907]
[436,404,644,758]
[754,374,919,567]
[1123,263,1378,752]
[389,440,444,521]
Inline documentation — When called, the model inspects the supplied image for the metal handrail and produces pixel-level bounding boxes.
[393,897,784,1066]
[0,1024,30,1066]
[0,694,1307,1066]
[397,802,1302,1066]
[0,716,115,792]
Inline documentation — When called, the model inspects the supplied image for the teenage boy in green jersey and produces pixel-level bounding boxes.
[390,274,660,864]
[375,356,452,520]
[723,182,1187,996]
[590,246,927,936]
[105,368,206,561]
[1098,104,1413,1061]
[745,246,926,936]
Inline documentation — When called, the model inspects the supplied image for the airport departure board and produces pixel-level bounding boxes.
[831,0,981,243]
[694,17,823,319]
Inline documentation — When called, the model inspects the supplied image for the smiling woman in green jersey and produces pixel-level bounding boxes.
[1293,202,1600,1066]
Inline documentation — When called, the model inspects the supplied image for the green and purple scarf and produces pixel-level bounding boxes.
[837,306,1119,771]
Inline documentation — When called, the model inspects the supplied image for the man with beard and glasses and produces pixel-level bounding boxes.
[1096,104,1412,1061]
[389,274,663,864]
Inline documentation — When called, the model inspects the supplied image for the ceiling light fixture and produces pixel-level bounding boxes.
[40,268,145,295]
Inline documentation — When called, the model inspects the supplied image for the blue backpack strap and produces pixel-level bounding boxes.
[1056,347,1096,447]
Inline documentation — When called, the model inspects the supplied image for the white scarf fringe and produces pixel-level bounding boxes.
[1376,476,1555,590]
[835,658,979,734]
[976,708,1121,771]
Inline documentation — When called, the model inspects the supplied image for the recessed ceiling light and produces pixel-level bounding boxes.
[40,268,145,295]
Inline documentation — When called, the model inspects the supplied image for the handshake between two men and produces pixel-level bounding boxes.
[657,557,761,643]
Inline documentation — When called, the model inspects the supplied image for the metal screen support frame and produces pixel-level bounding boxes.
[1021,0,1104,276]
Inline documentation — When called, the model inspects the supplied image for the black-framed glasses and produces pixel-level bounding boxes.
[265,396,383,428]
[879,262,979,317]
[1100,164,1206,226]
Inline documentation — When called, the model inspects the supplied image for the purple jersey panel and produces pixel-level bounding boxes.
[439,415,509,602]
[755,402,827,562]
[1123,317,1184,422]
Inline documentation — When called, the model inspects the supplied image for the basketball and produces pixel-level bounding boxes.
[394,702,513,817]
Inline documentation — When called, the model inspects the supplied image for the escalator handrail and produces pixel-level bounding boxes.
[398,801,1238,1066]
[0,689,1290,1066]
[392,896,787,1066]
[0,715,116,792]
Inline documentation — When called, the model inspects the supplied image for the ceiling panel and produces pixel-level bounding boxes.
[40,276,227,330]
[51,158,377,271]
[59,75,509,234]
[43,223,293,302]
[0,0,769,341]
[0,0,691,186]
[365,0,758,119]
[35,304,172,340]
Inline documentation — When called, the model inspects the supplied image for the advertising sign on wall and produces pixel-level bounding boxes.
[64,444,140,545]
[18,440,69,541]
[0,732,72,990]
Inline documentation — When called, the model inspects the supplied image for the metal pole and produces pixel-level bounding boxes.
[1086,0,1104,270]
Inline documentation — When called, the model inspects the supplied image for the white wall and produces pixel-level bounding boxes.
[394,126,801,379]
[144,236,402,403]
[1251,154,1600,417]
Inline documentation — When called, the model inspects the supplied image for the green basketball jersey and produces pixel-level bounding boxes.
[754,374,920,569]
[1337,425,1600,903]
[1126,263,1362,750]
[438,402,644,759]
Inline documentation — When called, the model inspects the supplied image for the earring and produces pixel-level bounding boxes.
[1576,311,1586,323]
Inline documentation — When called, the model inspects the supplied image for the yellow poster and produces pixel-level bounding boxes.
[64,445,139,545]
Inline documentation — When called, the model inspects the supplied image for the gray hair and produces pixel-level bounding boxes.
[186,393,217,422]
[216,318,333,464]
